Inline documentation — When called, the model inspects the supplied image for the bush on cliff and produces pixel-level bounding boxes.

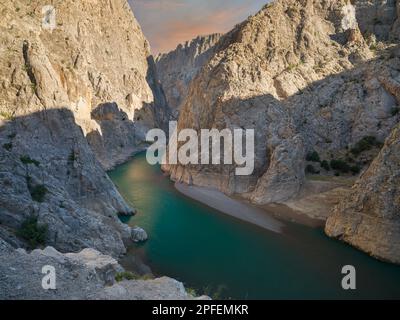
[306,151,321,162]
[17,216,48,249]
[350,136,382,156]
[330,160,351,173]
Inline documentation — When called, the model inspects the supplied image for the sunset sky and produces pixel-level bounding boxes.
[128,0,268,54]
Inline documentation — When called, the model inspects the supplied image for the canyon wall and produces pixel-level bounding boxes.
[326,123,400,264]
[159,0,400,262]
[0,0,169,257]
[156,34,222,117]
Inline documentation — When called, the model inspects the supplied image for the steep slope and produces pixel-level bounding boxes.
[156,34,222,117]
[161,0,400,262]
[165,0,397,194]
[326,123,400,264]
[0,240,206,300]
[0,0,170,170]
[0,0,167,256]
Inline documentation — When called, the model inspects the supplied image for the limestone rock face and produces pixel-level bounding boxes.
[326,124,400,264]
[131,226,148,243]
[0,0,170,170]
[159,0,400,263]
[355,0,398,41]
[156,34,222,117]
[163,0,400,204]
[0,0,169,256]
[251,135,306,204]
[0,243,202,300]
[93,277,210,300]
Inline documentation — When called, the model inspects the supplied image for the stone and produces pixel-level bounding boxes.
[0,243,204,300]
[131,227,149,243]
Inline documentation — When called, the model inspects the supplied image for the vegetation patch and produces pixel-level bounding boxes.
[330,159,351,173]
[321,160,330,171]
[186,288,198,297]
[306,164,319,174]
[17,215,48,249]
[0,111,14,121]
[350,136,382,157]
[350,165,361,175]
[68,150,77,162]
[2,143,12,151]
[27,178,48,203]
[391,107,399,116]
[20,155,40,167]
[115,271,139,282]
[306,151,321,163]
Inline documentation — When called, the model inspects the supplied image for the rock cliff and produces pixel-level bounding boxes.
[0,0,169,257]
[159,0,400,262]
[326,123,400,263]
[0,240,205,300]
[156,34,222,117]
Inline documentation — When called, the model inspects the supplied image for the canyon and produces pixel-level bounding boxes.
[158,0,400,264]
[0,0,197,299]
[0,0,399,300]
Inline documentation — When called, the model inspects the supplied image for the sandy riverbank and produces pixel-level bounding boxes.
[175,183,286,233]
[174,179,348,231]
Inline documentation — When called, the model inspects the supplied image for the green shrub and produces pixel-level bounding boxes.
[305,164,318,174]
[29,184,48,203]
[350,136,381,156]
[68,150,76,162]
[17,216,48,249]
[306,151,320,162]
[140,274,154,280]
[186,288,198,297]
[115,271,139,282]
[321,160,330,171]
[20,155,40,167]
[330,160,350,173]
[391,107,399,116]
[0,111,14,121]
[2,143,12,151]
[350,165,361,175]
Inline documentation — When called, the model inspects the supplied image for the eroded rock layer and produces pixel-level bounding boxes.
[0,0,168,257]
[156,34,222,117]
[160,0,400,262]
[326,124,400,263]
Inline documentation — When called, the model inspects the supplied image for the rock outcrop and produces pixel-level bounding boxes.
[163,0,398,197]
[0,241,204,300]
[0,0,169,257]
[355,0,398,41]
[159,0,400,262]
[131,226,148,243]
[326,123,400,264]
[156,34,222,117]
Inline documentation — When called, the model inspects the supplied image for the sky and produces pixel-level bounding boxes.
[128,0,268,55]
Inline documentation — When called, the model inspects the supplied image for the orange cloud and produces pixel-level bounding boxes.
[151,6,248,53]
[130,0,267,54]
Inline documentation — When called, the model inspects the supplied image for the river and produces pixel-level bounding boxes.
[109,153,400,299]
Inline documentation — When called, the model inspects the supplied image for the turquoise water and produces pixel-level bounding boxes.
[109,153,400,299]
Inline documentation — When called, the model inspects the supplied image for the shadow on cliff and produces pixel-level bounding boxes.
[171,44,400,195]
[0,107,135,252]
[0,107,134,215]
